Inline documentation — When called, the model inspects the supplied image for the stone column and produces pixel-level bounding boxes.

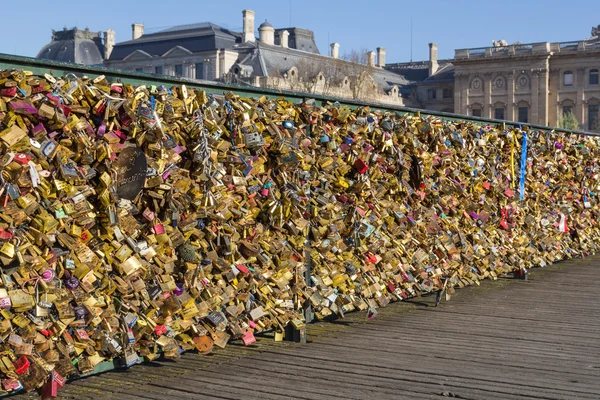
[219,50,226,79]
[507,70,515,121]
[576,67,586,126]
[549,68,560,126]
[484,72,493,118]
[213,54,220,81]
[531,70,540,124]
[453,73,462,114]
[461,74,469,115]
[539,65,549,126]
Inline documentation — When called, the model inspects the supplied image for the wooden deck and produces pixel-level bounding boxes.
[14,257,600,400]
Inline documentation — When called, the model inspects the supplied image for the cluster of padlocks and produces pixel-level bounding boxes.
[0,68,598,396]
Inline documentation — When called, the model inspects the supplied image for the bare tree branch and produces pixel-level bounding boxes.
[341,48,370,65]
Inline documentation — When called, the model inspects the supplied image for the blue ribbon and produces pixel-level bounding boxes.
[519,128,528,201]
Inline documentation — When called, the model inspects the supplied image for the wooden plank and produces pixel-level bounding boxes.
[10,258,600,400]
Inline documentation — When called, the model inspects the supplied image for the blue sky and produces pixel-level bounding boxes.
[1,0,598,63]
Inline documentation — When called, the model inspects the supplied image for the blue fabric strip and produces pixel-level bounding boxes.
[519,131,528,201]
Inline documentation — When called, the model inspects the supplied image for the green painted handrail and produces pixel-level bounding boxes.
[1,52,598,137]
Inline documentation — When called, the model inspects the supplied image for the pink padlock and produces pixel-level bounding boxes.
[114,130,127,140]
[261,188,269,196]
[42,269,55,282]
[242,330,256,346]
[0,297,11,309]
[153,224,165,235]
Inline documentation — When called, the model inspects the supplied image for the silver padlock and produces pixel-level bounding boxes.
[244,131,264,148]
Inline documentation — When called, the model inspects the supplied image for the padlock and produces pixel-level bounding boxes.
[122,347,139,368]
[0,66,597,394]
[35,285,51,317]
[243,131,264,148]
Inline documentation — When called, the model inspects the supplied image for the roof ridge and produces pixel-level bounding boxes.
[256,47,268,77]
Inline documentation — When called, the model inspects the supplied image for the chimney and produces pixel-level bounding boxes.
[429,43,439,76]
[330,43,340,59]
[258,21,274,45]
[279,30,289,48]
[376,47,386,68]
[132,23,144,40]
[103,29,115,59]
[242,10,255,43]
[367,51,376,67]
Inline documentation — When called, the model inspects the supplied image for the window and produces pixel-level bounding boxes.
[155,66,163,75]
[175,64,183,77]
[563,71,574,86]
[589,104,599,131]
[135,67,143,72]
[562,105,573,116]
[494,108,505,120]
[427,89,436,100]
[590,69,599,85]
[443,88,453,99]
[195,63,204,79]
[518,107,528,123]
[472,109,482,117]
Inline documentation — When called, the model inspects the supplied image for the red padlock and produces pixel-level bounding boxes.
[58,104,71,117]
[387,281,396,293]
[41,370,66,399]
[13,154,32,165]
[354,158,369,175]
[0,87,17,97]
[236,264,249,275]
[154,325,167,336]
[14,356,30,375]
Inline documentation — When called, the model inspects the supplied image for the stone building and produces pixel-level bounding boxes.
[385,44,454,113]
[388,25,600,130]
[453,29,600,130]
[103,22,242,81]
[36,27,114,66]
[38,14,598,129]
[225,12,409,106]
[36,10,410,107]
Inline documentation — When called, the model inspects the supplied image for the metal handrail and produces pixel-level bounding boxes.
[1,52,598,137]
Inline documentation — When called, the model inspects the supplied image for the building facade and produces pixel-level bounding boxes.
[387,26,600,131]
[103,22,242,81]
[36,27,114,66]
[36,10,410,108]
[453,32,600,130]
[385,44,455,112]
[37,16,599,129]
[225,13,409,106]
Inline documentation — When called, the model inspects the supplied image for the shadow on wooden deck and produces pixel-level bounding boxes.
[14,257,600,400]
